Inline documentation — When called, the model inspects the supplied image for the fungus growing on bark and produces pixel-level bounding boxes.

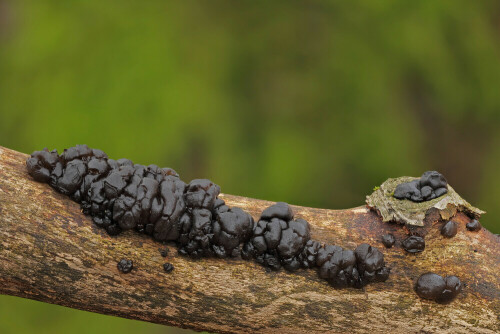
[466,219,482,232]
[394,171,448,202]
[415,273,462,303]
[242,202,310,271]
[381,233,395,248]
[117,259,133,273]
[26,145,390,289]
[366,174,484,227]
[402,236,425,253]
[441,221,458,238]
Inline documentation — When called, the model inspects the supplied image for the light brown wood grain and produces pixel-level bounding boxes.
[0,146,498,333]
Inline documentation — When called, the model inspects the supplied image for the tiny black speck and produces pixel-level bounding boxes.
[159,248,169,257]
[163,263,174,273]
[117,259,133,273]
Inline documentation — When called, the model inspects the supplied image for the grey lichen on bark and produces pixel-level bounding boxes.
[366,176,485,226]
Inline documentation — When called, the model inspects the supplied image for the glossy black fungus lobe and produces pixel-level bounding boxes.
[27,145,390,289]
[394,171,448,202]
[242,202,310,271]
[415,273,462,303]
[212,206,254,258]
[163,263,174,273]
[466,219,481,232]
[381,233,395,248]
[402,235,425,253]
[441,221,458,238]
[117,259,133,273]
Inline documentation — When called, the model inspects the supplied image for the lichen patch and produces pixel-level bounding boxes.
[366,176,485,226]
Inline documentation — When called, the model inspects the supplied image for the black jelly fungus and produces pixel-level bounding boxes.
[242,202,310,271]
[298,240,322,268]
[26,145,390,290]
[163,263,174,273]
[415,273,462,303]
[212,206,254,258]
[381,233,395,248]
[117,259,133,273]
[402,235,425,253]
[441,221,458,238]
[466,219,481,232]
[394,171,448,202]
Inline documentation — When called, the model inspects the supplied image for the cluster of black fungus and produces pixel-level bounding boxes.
[466,219,481,232]
[317,243,390,288]
[441,221,458,238]
[242,202,310,271]
[415,273,462,303]
[402,235,425,253]
[26,145,254,258]
[27,145,390,289]
[394,171,448,202]
[297,240,322,269]
[241,202,390,288]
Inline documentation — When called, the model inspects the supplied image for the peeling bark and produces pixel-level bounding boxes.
[0,146,498,333]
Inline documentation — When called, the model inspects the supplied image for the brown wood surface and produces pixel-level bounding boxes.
[0,146,498,333]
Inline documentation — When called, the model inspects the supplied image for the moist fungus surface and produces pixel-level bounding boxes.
[26,145,390,289]
[394,171,448,202]
[381,233,395,248]
[415,272,462,303]
[441,221,458,238]
[466,219,482,232]
[402,236,425,253]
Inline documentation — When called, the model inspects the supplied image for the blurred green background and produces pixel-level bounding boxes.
[0,0,499,333]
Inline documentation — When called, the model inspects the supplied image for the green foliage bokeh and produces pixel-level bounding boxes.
[0,1,499,333]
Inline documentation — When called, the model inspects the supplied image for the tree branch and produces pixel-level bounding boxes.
[0,146,498,333]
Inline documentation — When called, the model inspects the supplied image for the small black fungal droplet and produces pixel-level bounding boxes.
[159,248,169,257]
[466,219,481,232]
[117,259,133,273]
[381,233,395,248]
[163,263,174,273]
[415,273,462,304]
[402,235,425,253]
[441,221,458,238]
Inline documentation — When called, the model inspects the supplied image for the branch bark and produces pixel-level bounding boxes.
[0,146,498,333]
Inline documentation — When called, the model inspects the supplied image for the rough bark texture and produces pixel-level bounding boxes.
[0,146,498,334]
